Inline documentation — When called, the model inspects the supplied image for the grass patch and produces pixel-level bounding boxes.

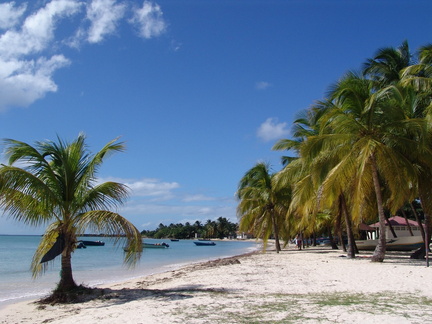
[167,291,432,323]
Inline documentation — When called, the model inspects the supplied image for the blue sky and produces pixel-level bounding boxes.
[1,0,432,235]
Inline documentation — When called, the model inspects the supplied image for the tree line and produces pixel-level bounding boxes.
[237,41,432,262]
[141,217,238,240]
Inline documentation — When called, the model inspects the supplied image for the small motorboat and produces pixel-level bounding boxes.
[123,242,170,252]
[144,242,170,248]
[80,240,105,246]
[170,239,179,242]
[194,241,216,246]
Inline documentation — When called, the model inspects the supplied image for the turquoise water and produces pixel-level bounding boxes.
[0,235,258,307]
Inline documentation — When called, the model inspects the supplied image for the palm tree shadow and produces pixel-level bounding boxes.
[96,286,229,307]
[38,285,230,308]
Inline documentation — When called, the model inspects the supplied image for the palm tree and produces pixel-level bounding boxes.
[237,162,291,253]
[400,45,432,253]
[366,42,432,255]
[0,134,142,293]
[363,40,413,88]
[272,103,360,256]
[314,72,423,261]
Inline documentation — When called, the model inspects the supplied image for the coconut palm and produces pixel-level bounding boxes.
[237,162,291,253]
[401,45,432,249]
[368,43,432,254]
[315,72,424,261]
[363,40,413,88]
[0,134,142,293]
[272,101,360,256]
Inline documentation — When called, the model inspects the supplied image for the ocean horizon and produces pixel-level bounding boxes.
[0,235,259,308]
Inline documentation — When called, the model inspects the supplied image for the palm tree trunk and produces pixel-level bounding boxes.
[328,226,338,250]
[370,155,387,262]
[57,234,77,291]
[385,213,397,238]
[340,193,357,258]
[410,201,425,241]
[271,212,281,253]
[400,209,414,236]
[419,193,432,250]
[335,207,346,251]
[415,176,432,260]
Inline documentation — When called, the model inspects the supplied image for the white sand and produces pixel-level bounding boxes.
[1,246,431,324]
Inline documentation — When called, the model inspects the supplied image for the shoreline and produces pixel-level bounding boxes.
[1,246,432,323]
[0,238,260,309]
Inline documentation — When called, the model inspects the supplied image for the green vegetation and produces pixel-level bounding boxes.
[237,41,432,261]
[0,134,142,295]
[141,217,238,239]
[167,291,432,323]
[237,162,292,252]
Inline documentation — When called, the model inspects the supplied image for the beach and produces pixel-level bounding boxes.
[1,246,431,324]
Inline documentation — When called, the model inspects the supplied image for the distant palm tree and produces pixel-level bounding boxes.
[237,162,291,253]
[0,134,142,293]
[203,219,217,238]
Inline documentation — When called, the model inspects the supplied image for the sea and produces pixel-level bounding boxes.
[0,235,259,308]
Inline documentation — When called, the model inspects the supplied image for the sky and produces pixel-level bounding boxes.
[1,0,432,235]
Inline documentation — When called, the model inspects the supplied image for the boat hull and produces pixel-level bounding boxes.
[80,240,105,246]
[355,236,424,251]
[143,243,169,248]
[194,241,216,246]
[123,242,169,252]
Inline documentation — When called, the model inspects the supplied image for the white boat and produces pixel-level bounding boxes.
[355,236,424,251]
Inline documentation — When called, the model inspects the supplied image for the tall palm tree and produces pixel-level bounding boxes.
[273,102,360,256]
[0,134,142,292]
[367,43,432,254]
[315,72,423,261]
[237,162,291,253]
[363,40,413,88]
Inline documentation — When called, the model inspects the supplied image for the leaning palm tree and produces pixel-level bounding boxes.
[0,134,142,293]
[237,162,291,253]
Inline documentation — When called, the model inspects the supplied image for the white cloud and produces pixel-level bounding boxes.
[182,194,215,202]
[170,39,182,52]
[85,0,126,43]
[255,81,271,90]
[0,2,27,30]
[0,0,80,111]
[257,117,290,142]
[0,55,70,109]
[130,1,166,39]
[126,178,180,198]
[0,0,81,58]
[99,177,180,199]
[0,0,167,111]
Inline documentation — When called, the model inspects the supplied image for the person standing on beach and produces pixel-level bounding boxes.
[296,234,302,250]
